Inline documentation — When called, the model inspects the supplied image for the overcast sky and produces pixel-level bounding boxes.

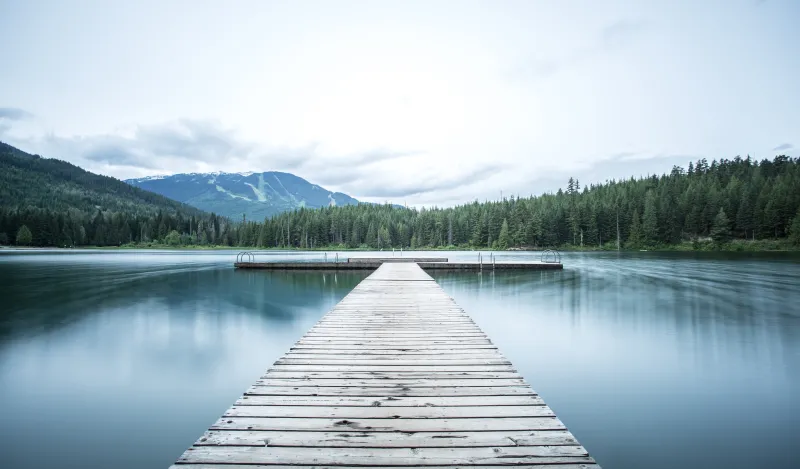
[1,0,798,206]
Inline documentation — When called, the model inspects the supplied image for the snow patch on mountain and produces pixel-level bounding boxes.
[135,174,169,181]
[245,182,267,202]
[215,184,251,201]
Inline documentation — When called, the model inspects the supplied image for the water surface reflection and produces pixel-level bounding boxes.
[0,252,367,469]
[433,253,800,469]
[0,250,798,469]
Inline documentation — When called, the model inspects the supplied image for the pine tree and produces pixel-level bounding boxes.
[627,210,642,249]
[16,225,32,245]
[642,191,659,246]
[498,219,510,250]
[710,208,732,244]
[527,210,543,247]
[789,208,800,246]
[365,222,377,248]
[736,190,755,239]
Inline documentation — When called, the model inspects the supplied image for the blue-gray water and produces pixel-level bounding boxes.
[0,249,798,469]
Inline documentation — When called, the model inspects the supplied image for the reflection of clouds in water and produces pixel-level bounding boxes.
[0,251,798,469]
[0,255,370,469]
[433,252,800,378]
[432,253,800,469]
[0,258,367,345]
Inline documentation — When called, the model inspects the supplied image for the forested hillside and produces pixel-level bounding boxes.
[3,141,798,250]
[0,142,239,246]
[241,155,800,250]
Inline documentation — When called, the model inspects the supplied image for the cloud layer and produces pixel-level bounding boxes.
[0,107,33,120]
[1,1,798,207]
[3,117,492,199]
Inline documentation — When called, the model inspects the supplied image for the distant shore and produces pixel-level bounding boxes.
[2,239,798,252]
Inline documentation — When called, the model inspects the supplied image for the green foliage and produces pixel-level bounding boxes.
[642,191,658,246]
[627,210,642,249]
[165,230,182,246]
[3,139,799,251]
[0,141,204,216]
[790,208,800,246]
[16,225,32,245]
[710,208,732,244]
[0,141,244,247]
[498,219,510,250]
[252,155,800,250]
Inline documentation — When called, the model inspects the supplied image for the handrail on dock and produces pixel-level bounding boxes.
[541,249,561,263]
[236,251,255,263]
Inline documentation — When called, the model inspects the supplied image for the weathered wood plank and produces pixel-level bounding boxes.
[283,350,505,360]
[246,385,536,396]
[224,405,555,419]
[282,353,506,360]
[304,332,488,337]
[297,336,492,340]
[261,371,522,380]
[177,446,593,465]
[195,430,578,447]
[236,395,544,406]
[291,343,499,349]
[210,416,566,432]
[275,359,510,366]
[311,325,479,330]
[268,365,516,373]
[172,465,598,469]
[314,322,476,326]
[254,378,528,387]
[295,340,495,345]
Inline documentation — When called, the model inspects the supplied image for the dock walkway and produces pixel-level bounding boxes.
[172,263,598,468]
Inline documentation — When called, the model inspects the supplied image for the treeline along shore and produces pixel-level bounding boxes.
[241,155,800,251]
[2,141,800,251]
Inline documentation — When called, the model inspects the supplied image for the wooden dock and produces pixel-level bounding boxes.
[172,263,596,468]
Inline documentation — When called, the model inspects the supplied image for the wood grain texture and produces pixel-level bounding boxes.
[209,416,567,432]
[194,430,578,447]
[172,263,597,468]
[245,385,537,396]
[235,395,545,406]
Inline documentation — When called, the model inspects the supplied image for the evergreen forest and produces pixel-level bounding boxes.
[2,138,799,251]
[243,155,800,250]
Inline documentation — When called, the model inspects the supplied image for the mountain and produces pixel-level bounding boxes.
[0,141,205,217]
[0,141,242,247]
[126,171,360,220]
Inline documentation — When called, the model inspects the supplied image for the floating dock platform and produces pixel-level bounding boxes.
[234,256,563,270]
[172,262,596,468]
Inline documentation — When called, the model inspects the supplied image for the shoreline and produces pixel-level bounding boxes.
[2,239,798,253]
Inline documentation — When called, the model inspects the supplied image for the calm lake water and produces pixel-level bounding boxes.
[1,249,799,469]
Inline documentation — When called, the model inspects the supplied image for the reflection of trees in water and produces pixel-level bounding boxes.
[432,256,800,374]
[0,263,367,342]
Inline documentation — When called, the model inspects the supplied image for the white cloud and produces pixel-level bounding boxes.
[1,0,798,207]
